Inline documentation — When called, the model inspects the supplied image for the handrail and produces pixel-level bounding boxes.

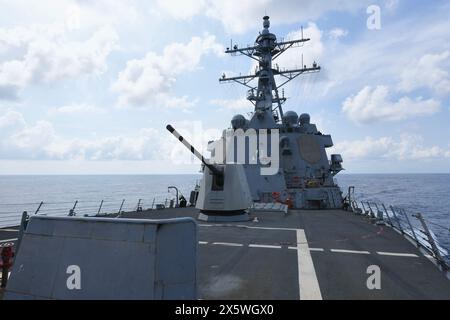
[343,189,449,271]
[0,193,186,228]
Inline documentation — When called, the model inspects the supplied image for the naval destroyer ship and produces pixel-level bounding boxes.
[1,16,450,300]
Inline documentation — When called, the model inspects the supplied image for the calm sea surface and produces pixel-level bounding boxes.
[1,174,449,249]
[336,174,450,250]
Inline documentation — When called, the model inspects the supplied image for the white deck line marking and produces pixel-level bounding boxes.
[377,251,418,257]
[199,224,297,231]
[296,229,322,300]
[198,241,208,245]
[0,238,18,243]
[249,244,281,249]
[212,242,243,247]
[288,247,324,252]
[330,249,370,255]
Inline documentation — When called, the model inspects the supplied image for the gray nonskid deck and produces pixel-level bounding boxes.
[121,207,450,299]
[1,207,450,299]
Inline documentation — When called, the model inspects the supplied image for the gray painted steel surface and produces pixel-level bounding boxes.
[119,207,450,299]
[4,216,197,300]
[176,16,345,210]
[2,207,450,299]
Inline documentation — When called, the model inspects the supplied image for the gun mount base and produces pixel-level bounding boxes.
[198,211,250,222]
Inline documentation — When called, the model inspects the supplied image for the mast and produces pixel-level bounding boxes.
[219,16,320,123]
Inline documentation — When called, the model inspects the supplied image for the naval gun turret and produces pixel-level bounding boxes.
[166,125,252,221]
[167,16,344,213]
[212,16,345,209]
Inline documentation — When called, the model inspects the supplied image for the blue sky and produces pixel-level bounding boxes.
[0,0,449,174]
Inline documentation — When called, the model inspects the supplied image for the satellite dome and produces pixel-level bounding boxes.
[299,113,310,125]
[231,114,246,130]
[282,111,298,126]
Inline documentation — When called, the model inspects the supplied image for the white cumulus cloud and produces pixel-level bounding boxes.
[157,0,371,33]
[112,34,224,109]
[332,134,450,161]
[0,109,165,161]
[47,104,106,116]
[276,23,324,69]
[0,24,118,100]
[398,51,450,96]
[0,109,26,129]
[210,98,250,111]
[328,28,348,39]
[342,85,441,124]
[0,110,219,164]
[156,0,207,20]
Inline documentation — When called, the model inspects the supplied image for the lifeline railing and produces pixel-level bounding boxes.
[0,194,185,229]
[344,186,450,272]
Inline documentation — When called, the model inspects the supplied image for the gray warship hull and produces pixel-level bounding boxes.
[2,206,450,299]
[1,16,449,301]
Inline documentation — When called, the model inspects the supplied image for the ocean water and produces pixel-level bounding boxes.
[0,174,449,250]
[0,175,201,228]
[336,174,450,225]
[336,174,450,251]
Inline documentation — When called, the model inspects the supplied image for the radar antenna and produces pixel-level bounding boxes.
[220,16,320,121]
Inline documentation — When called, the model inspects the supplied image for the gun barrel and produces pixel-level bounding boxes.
[166,124,222,176]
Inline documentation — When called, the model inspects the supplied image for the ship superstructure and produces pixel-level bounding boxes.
[208,16,344,209]
[2,16,450,302]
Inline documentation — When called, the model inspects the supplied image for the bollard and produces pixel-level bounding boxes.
[1,245,14,288]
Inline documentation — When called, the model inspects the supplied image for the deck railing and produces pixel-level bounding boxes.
[0,195,182,229]
[4,187,449,272]
[345,187,450,272]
